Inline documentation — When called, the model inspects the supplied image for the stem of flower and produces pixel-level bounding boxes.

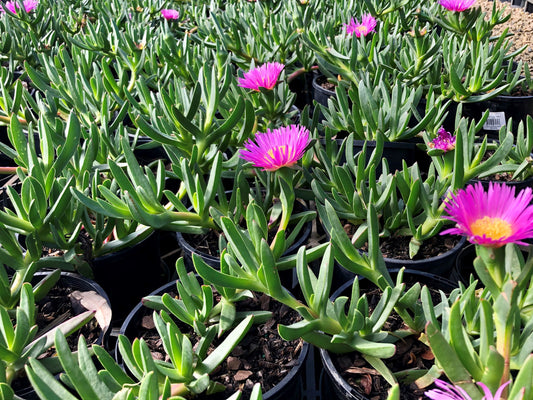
[287,65,319,83]
[167,383,190,398]
[170,211,218,230]
[0,115,26,125]
[0,166,24,174]
[497,325,512,399]
[126,68,137,93]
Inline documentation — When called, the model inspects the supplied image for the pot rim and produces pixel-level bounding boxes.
[321,268,458,400]
[176,197,313,264]
[117,279,309,399]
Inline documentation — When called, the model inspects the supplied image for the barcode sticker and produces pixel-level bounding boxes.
[483,111,506,131]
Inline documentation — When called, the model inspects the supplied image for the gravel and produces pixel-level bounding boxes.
[479,0,533,70]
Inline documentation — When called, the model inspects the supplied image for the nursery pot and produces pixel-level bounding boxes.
[450,243,530,285]
[449,244,477,285]
[175,199,313,289]
[312,74,338,125]
[288,70,316,110]
[91,230,169,323]
[130,134,168,166]
[462,93,533,139]
[118,280,309,400]
[320,269,458,400]
[312,74,336,109]
[320,136,422,175]
[469,174,533,193]
[14,271,112,399]
[350,139,419,174]
[333,235,467,289]
[31,271,113,346]
[0,174,20,211]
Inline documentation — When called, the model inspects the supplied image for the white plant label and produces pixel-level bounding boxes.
[483,111,506,131]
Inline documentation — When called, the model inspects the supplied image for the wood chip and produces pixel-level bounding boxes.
[262,345,271,362]
[420,349,435,360]
[345,367,382,375]
[260,294,270,310]
[244,379,255,390]
[234,370,253,381]
[141,315,155,330]
[227,356,241,370]
[231,346,245,357]
[360,374,373,395]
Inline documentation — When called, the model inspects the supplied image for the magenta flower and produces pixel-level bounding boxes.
[161,8,179,20]
[239,125,311,171]
[426,380,512,400]
[439,0,476,12]
[345,14,377,38]
[3,0,38,13]
[238,62,285,91]
[441,182,533,248]
[429,127,456,153]
[425,380,471,400]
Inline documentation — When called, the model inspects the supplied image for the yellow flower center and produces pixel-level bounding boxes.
[355,26,368,35]
[263,145,297,171]
[266,145,289,160]
[470,216,512,240]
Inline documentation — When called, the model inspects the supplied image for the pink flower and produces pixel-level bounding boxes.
[429,127,456,153]
[345,14,377,37]
[161,8,179,20]
[439,0,476,12]
[238,62,285,91]
[3,0,38,13]
[441,182,533,248]
[425,380,513,400]
[425,380,471,400]
[239,125,311,171]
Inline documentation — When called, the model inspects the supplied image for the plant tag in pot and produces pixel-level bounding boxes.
[483,111,506,131]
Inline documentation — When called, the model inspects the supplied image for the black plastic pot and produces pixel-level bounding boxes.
[32,271,113,345]
[333,236,467,289]
[319,137,422,176]
[0,124,42,158]
[449,244,477,285]
[351,139,419,174]
[289,70,317,111]
[118,280,310,400]
[0,174,20,211]
[462,93,533,139]
[320,347,368,400]
[130,134,168,166]
[312,74,337,125]
[312,74,336,109]
[15,271,112,399]
[469,174,533,193]
[320,269,457,400]
[450,243,530,285]
[175,199,313,289]
[91,230,170,323]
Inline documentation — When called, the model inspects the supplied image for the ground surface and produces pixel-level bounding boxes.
[480,0,533,68]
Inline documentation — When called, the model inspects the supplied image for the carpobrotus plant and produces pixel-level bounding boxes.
[0,0,531,397]
[423,183,533,400]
